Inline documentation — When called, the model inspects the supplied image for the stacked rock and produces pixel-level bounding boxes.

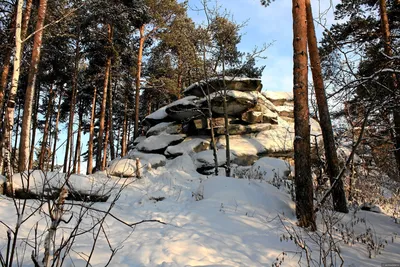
[108,76,321,176]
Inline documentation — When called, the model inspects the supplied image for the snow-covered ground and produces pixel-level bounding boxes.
[1,156,399,266]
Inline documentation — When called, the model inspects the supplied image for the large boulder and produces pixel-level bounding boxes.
[194,149,236,174]
[142,96,200,126]
[214,123,272,136]
[136,134,186,154]
[165,137,210,157]
[146,122,182,137]
[165,96,202,121]
[126,149,167,168]
[184,76,262,97]
[263,91,293,106]
[200,90,257,116]
[108,158,142,177]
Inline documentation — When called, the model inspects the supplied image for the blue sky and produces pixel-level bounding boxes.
[186,0,339,92]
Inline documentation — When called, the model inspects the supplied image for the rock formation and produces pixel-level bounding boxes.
[108,76,321,176]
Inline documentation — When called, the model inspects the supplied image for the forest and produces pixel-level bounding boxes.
[0,0,399,266]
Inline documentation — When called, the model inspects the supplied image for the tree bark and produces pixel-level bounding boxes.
[96,24,112,171]
[51,93,62,172]
[18,0,48,172]
[108,70,115,160]
[2,0,23,184]
[87,87,97,174]
[306,0,348,213]
[39,86,54,170]
[0,7,17,116]
[63,34,80,173]
[379,0,400,176]
[12,101,22,169]
[102,120,109,170]
[292,0,316,230]
[28,84,40,169]
[134,24,145,140]
[73,110,82,174]
[121,90,128,157]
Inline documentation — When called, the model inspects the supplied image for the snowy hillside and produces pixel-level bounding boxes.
[1,154,400,266]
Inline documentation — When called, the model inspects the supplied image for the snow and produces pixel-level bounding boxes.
[1,156,400,266]
[136,134,186,152]
[165,137,210,157]
[108,158,142,177]
[194,149,236,169]
[11,170,110,195]
[145,96,199,121]
[184,76,261,94]
[251,157,292,182]
[201,89,258,103]
[263,91,293,102]
[126,149,166,168]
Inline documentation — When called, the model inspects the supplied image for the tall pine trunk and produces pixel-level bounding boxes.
[28,85,40,169]
[2,0,23,184]
[121,90,128,157]
[306,0,348,212]
[73,110,82,174]
[51,93,62,171]
[379,0,400,176]
[134,24,145,140]
[102,121,109,170]
[96,24,112,171]
[38,86,54,170]
[0,7,17,116]
[87,87,97,174]
[63,34,80,173]
[19,0,48,172]
[108,70,115,160]
[292,0,316,230]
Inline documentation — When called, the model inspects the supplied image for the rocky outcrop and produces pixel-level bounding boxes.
[184,76,262,97]
[115,76,322,176]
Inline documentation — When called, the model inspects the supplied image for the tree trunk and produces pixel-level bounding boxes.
[221,49,231,177]
[292,0,316,230]
[51,93,62,171]
[12,101,22,169]
[39,86,54,170]
[108,70,115,160]
[116,127,120,156]
[0,7,17,116]
[379,0,400,176]
[87,87,97,174]
[134,24,145,140]
[63,34,80,173]
[306,0,348,213]
[102,120,109,170]
[73,110,82,174]
[28,84,40,169]
[96,24,112,171]
[18,0,48,172]
[121,91,128,157]
[2,0,23,187]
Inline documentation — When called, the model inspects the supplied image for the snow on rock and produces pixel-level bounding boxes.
[164,137,210,157]
[199,90,258,116]
[126,149,166,168]
[184,76,262,97]
[146,122,182,137]
[11,170,109,195]
[194,149,236,173]
[166,154,197,172]
[263,91,293,106]
[133,135,146,146]
[136,134,186,153]
[143,96,200,126]
[108,158,142,178]
[276,105,293,118]
[250,157,292,182]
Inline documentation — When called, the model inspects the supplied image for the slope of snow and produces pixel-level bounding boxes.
[1,161,400,267]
